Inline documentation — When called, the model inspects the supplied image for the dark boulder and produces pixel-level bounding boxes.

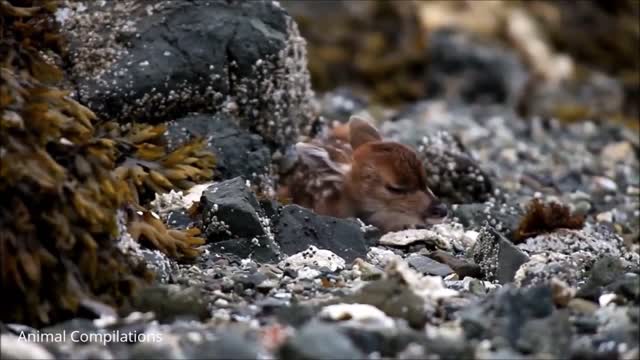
[273,205,368,263]
[65,0,315,146]
[201,177,266,241]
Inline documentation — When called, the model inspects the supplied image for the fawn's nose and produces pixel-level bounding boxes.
[425,201,448,219]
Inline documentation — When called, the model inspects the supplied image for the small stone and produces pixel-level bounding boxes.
[378,226,455,250]
[201,177,265,241]
[567,298,599,315]
[406,255,454,277]
[279,246,345,273]
[428,250,482,278]
[352,258,384,281]
[592,176,618,192]
[283,268,298,278]
[601,141,633,163]
[461,277,487,296]
[471,225,529,284]
[366,247,401,267]
[214,298,229,307]
[577,255,625,300]
[319,303,395,330]
[596,211,614,223]
[598,293,618,307]
[550,277,575,307]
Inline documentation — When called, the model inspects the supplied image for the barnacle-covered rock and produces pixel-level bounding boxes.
[62,0,315,146]
[418,131,494,204]
[470,225,529,284]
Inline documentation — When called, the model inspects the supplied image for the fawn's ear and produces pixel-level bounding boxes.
[295,143,348,175]
[349,116,382,149]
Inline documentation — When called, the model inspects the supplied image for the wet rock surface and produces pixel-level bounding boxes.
[63,0,315,145]
[165,113,271,181]
[6,1,639,360]
[274,205,368,263]
[201,177,266,241]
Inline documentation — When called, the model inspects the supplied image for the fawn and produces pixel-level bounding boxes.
[278,116,448,232]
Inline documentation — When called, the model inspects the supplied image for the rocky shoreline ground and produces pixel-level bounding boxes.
[1,1,638,359]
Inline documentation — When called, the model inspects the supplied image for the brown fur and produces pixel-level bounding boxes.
[279,116,447,232]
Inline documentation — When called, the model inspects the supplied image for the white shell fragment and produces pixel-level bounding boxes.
[320,303,395,330]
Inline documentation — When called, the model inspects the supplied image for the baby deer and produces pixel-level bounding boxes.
[278,116,448,232]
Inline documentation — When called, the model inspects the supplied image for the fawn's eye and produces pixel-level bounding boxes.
[385,184,408,194]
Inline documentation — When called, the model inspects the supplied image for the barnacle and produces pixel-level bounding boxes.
[0,1,213,326]
[514,199,585,243]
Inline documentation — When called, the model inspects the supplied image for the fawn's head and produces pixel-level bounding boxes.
[344,117,447,231]
[296,116,448,232]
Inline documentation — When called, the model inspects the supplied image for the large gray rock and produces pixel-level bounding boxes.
[64,0,315,146]
[273,205,368,263]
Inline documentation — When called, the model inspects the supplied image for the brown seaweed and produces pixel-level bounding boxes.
[514,198,585,243]
[0,0,214,326]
